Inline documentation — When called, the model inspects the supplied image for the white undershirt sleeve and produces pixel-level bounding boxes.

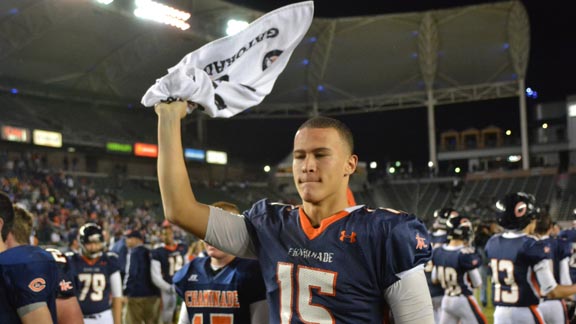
[533,259,558,296]
[249,300,269,324]
[151,259,173,292]
[110,271,123,298]
[467,268,482,288]
[177,302,189,324]
[384,265,434,324]
[559,257,572,285]
[204,206,257,258]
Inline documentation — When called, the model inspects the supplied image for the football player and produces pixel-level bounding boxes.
[67,222,123,323]
[486,192,576,323]
[173,201,268,324]
[151,220,188,324]
[534,211,572,324]
[432,213,486,323]
[0,192,59,324]
[156,102,434,323]
[426,208,452,322]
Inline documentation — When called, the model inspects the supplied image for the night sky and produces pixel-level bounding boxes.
[196,0,576,169]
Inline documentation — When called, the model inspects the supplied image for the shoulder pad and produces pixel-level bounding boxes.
[64,251,76,258]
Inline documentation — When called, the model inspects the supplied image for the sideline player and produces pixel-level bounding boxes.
[432,213,486,323]
[534,211,571,324]
[151,220,188,324]
[173,201,268,324]
[155,101,434,323]
[486,192,576,323]
[0,192,59,323]
[426,208,451,322]
[67,223,123,323]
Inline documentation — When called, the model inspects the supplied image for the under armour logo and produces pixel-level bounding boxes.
[188,274,199,282]
[415,233,427,250]
[340,230,357,243]
[59,280,73,292]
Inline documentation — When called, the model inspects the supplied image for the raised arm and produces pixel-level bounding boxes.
[155,101,211,238]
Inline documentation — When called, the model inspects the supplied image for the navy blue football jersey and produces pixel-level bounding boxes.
[242,199,432,323]
[173,257,267,324]
[558,228,576,283]
[45,248,76,298]
[151,243,188,283]
[485,233,551,307]
[541,236,571,283]
[0,245,59,324]
[432,245,482,296]
[425,230,448,298]
[67,251,121,315]
[124,245,160,297]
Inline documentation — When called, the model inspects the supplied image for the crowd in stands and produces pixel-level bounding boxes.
[0,150,192,250]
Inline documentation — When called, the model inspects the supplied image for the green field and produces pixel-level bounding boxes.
[474,277,494,324]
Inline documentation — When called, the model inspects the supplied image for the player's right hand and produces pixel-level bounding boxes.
[154,100,188,120]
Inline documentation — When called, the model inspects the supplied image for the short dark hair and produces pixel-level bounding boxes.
[0,192,15,241]
[298,116,354,154]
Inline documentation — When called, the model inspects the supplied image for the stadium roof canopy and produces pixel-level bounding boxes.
[0,0,528,118]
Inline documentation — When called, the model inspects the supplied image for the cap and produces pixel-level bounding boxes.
[126,230,143,240]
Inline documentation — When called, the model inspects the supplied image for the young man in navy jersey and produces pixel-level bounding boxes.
[534,211,572,324]
[0,192,59,324]
[425,207,452,322]
[151,220,189,324]
[486,192,576,323]
[10,204,84,324]
[155,101,434,323]
[432,212,486,323]
[67,222,123,323]
[173,201,268,324]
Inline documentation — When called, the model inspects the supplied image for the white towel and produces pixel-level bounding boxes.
[141,1,314,118]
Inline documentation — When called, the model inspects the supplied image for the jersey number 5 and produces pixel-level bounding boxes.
[192,314,233,324]
[277,262,337,324]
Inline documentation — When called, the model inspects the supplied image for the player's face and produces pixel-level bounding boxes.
[204,242,230,259]
[83,242,103,255]
[292,127,356,204]
[162,227,174,244]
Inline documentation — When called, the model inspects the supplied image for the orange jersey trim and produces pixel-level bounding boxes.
[529,305,545,324]
[164,244,179,252]
[81,255,101,266]
[299,208,350,240]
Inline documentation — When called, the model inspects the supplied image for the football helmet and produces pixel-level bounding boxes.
[433,207,459,230]
[446,214,474,242]
[495,192,540,230]
[79,223,104,258]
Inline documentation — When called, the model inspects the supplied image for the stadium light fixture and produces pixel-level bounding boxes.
[226,19,249,36]
[454,167,461,174]
[507,155,521,163]
[134,0,191,31]
[505,129,512,136]
[388,167,396,174]
[542,123,548,129]
[427,161,434,168]
[96,0,114,4]
[369,161,377,169]
[264,165,271,173]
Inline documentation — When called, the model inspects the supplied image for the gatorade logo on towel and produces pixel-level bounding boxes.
[141,1,314,118]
